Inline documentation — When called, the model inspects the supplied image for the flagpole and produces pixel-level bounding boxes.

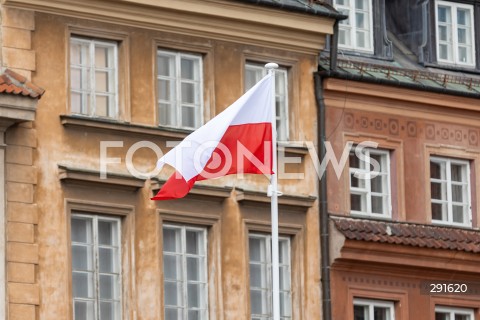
[265,62,280,320]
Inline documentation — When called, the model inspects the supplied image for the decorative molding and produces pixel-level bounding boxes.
[65,198,134,216]
[60,115,191,139]
[3,0,334,55]
[243,218,303,235]
[151,178,233,202]
[235,187,316,209]
[159,209,219,226]
[58,164,145,191]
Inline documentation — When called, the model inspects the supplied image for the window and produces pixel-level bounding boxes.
[157,50,203,129]
[430,157,471,226]
[435,1,475,67]
[334,0,374,53]
[162,225,208,320]
[70,214,121,320]
[249,234,291,320]
[70,37,118,118]
[435,306,474,320]
[349,148,391,217]
[353,299,394,320]
[245,63,289,141]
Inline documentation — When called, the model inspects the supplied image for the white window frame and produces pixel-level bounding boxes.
[334,0,374,53]
[248,233,292,320]
[157,50,203,130]
[162,224,208,320]
[430,157,472,227]
[353,298,395,320]
[70,213,122,320]
[435,1,476,67]
[244,63,289,141]
[349,148,392,218]
[435,306,475,320]
[70,37,119,118]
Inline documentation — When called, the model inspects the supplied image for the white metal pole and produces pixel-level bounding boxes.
[265,62,280,320]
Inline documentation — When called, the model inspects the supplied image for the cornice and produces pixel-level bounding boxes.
[235,187,316,210]
[4,0,334,54]
[151,178,233,202]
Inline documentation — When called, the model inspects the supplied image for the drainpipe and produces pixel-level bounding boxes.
[317,19,340,320]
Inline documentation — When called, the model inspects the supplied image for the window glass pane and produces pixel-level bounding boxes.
[354,305,368,320]
[181,82,195,104]
[458,46,468,63]
[187,283,203,308]
[458,28,467,44]
[163,228,181,253]
[99,274,115,299]
[98,220,117,246]
[164,281,183,306]
[439,25,448,42]
[158,54,174,76]
[435,312,449,320]
[457,9,469,26]
[188,310,203,320]
[187,257,204,281]
[71,43,82,65]
[455,315,470,320]
[339,29,348,45]
[280,291,291,317]
[430,161,444,179]
[95,71,108,92]
[356,12,366,29]
[356,31,367,48]
[99,247,117,273]
[350,173,365,188]
[72,245,93,271]
[181,107,195,128]
[95,46,109,68]
[74,300,94,320]
[181,58,197,80]
[165,308,182,320]
[451,184,464,202]
[100,301,114,320]
[438,6,450,23]
[96,95,108,117]
[71,92,82,114]
[71,218,92,243]
[431,182,446,200]
[370,175,383,193]
[371,196,384,214]
[355,0,366,10]
[249,237,265,262]
[351,193,366,212]
[250,289,268,315]
[373,306,391,320]
[451,164,464,182]
[452,205,465,223]
[164,255,182,280]
[249,264,267,288]
[279,266,290,290]
[71,68,82,90]
[159,102,174,127]
[439,44,450,60]
[432,202,447,221]
[72,271,94,298]
[159,79,173,102]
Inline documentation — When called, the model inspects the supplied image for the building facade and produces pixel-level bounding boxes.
[320,0,480,319]
[0,0,342,319]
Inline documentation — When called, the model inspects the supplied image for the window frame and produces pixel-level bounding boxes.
[434,0,476,67]
[334,0,375,53]
[435,305,475,320]
[353,298,395,320]
[349,148,392,218]
[162,224,209,320]
[70,213,122,320]
[248,233,292,320]
[430,156,472,227]
[69,36,119,119]
[156,49,204,130]
[244,63,289,141]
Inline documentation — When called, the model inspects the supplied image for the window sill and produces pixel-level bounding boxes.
[60,114,193,139]
[424,62,479,75]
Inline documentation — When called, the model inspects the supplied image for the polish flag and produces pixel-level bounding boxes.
[152,73,274,200]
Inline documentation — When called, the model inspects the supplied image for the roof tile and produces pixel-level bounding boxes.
[0,69,44,99]
[333,217,480,253]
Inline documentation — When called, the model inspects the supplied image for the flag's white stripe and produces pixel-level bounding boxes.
[159,73,273,181]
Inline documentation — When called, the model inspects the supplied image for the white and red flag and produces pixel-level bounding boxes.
[152,73,274,200]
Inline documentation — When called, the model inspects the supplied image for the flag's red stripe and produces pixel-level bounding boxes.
[151,122,272,200]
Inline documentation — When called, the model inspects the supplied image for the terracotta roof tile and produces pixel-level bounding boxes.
[333,217,480,253]
[0,69,44,99]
